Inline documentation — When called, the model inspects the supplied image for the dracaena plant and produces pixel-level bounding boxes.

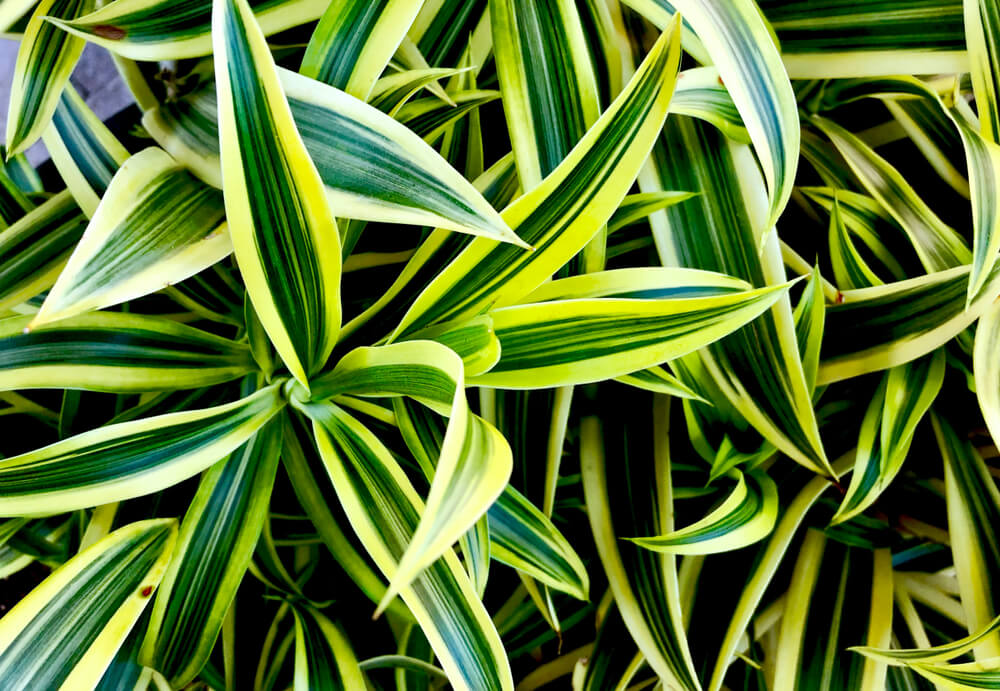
[3,0,1000,689]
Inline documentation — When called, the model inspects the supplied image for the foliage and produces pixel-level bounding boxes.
[1,0,1000,689]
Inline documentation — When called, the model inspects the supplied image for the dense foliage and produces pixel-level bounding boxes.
[3,0,1000,689]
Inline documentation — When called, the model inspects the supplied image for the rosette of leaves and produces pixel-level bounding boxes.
[3,0,1000,689]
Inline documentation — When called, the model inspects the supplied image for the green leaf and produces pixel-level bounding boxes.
[908,658,1000,688]
[305,340,511,612]
[645,116,831,476]
[0,383,284,515]
[0,190,86,312]
[580,392,700,690]
[0,519,176,689]
[0,312,255,393]
[31,147,230,326]
[793,267,827,393]
[143,72,520,245]
[140,417,282,687]
[305,401,514,691]
[213,0,342,387]
[49,0,329,60]
[301,0,425,100]
[292,605,367,690]
[627,470,779,555]
[965,0,1000,142]
[819,265,1000,383]
[834,351,945,524]
[625,0,800,230]
[772,534,894,691]
[6,0,93,155]
[389,18,683,337]
[936,413,1000,659]
[852,612,1000,665]
[470,283,787,389]
[607,191,698,233]
[42,85,129,218]
[491,0,601,187]
[828,194,885,290]
[812,115,972,274]
[760,0,967,78]
[670,66,750,143]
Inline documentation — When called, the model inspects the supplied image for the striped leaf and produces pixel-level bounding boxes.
[408,0,488,69]
[41,85,129,218]
[954,115,1000,301]
[812,115,972,274]
[0,168,33,230]
[395,89,499,143]
[0,519,176,689]
[909,659,1000,689]
[607,191,698,233]
[305,340,511,612]
[368,66,467,115]
[405,315,501,377]
[389,19,682,337]
[794,268,826,393]
[32,148,230,327]
[966,0,1000,142]
[614,365,706,402]
[487,486,589,601]
[576,603,643,691]
[292,605,367,690]
[828,194,886,290]
[772,534,894,691]
[5,0,93,155]
[760,0,967,78]
[470,284,787,389]
[281,410,412,620]
[0,190,86,312]
[0,382,284,515]
[213,0,342,387]
[301,0,425,100]
[304,401,514,691]
[706,454,855,691]
[490,0,600,187]
[853,613,1000,665]
[0,312,255,393]
[834,351,945,524]
[625,0,799,230]
[645,116,831,476]
[936,413,1000,659]
[142,73,519,244]
[140,417,282,687]
[671,67,750,143]
[819,265,1000,383]
[580,392,700,690]
[49,0,329,60]
[627,470,779,555]
[976,301,1000,447]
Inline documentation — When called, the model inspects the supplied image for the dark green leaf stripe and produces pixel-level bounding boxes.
[579,603,642,691]
[671,68,749,143]
[0,384,284,514]
[0,313,254,392]
[141,419,281,686]
[0,147,44,196]
[94,611,150,691]
[0,521,174,689]
[293,607,346,690]
[0,190,86,312]
[6,0,93,154]
[308,402,512,690]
